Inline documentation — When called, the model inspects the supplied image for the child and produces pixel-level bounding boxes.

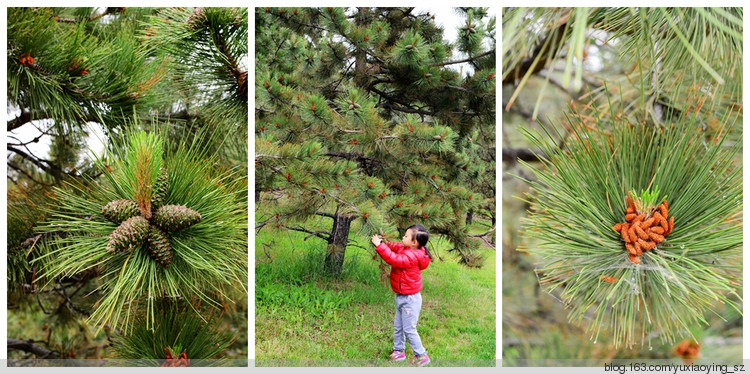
[371,224,432,366]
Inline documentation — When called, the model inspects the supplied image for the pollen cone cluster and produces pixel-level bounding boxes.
[162,348,190,367]
[612,195,674,264]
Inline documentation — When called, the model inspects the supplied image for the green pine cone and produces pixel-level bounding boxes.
[151,168,169,211]
[106,216,150,253]
[146,227,173,268]
[102,199,140,224]
[186,7,207,30]
[152,204,202,233]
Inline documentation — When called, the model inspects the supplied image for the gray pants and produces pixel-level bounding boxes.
[393,292,426,356]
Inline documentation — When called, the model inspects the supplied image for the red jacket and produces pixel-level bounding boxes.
[375,241,431,295]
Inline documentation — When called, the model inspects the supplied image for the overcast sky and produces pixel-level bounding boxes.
[419,7,495,74]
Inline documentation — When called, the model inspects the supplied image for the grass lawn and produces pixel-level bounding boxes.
[254,217,496,367]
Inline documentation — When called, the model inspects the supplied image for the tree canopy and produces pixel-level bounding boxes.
[255,7,496,273]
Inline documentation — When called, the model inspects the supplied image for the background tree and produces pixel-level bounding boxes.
[7,7,248,363]
[502,7,742,362]
[255,7,496,274]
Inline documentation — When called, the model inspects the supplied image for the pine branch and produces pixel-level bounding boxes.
[445,84,472,93]
[256,107,275,114]
[431,49,495,67]
[502,147,545,163]
[375,100,434,116]
[7,109,32,131]
[52,7,122,23]
[325,152,375,162]
[476,235,495,249]
[281,224,331,242]
[315,211,336,219]
[8,109,97,132]
[7,338,61,359]
[328,122,362,134]
[502,15,569,85]
[212,20,243,79]
[345,239,368,251]
[368,84,435,115]
[7,162,51,186]
[7,145,60,178]
[255,219,270,230]
[255,154,282,159]
[55,283,91,317]
[470,225,496,238]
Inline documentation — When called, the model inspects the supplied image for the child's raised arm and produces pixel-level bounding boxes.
[371,235,382,247]
[375,241,419,268]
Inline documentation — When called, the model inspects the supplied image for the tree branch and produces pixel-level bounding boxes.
[471,225,496,238]
[53,7,122,23]
[255,219,270,230]
[281,224,331,242]
[7,162,50,186]
[376,101,434,116]
[7,145,57,177]
[346,239,368,251]
[503,15,569,85]
[502,147,545,163]
[255,107,275,114]
[367,85,435,116]
[325,152,376,162]
[7,338,61,358]
[7,109,31,131]
[255,154,282,159]
[315,211,336,219]
[431,49,495,67]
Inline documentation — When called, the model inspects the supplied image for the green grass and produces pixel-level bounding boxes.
[254,217,496,367]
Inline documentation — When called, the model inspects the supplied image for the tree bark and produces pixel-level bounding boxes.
[466,209,474,225]
[324,213,354,275]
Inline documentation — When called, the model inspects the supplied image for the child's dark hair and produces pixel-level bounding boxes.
[408,224,433,260]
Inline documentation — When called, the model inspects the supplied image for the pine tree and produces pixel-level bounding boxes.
[255,7,496,273]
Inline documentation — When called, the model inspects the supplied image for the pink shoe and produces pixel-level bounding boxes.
[410,353,430,366]
[390,350,406,361]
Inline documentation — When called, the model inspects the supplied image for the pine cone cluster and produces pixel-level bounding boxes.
[612,195,674,264]
[101,168,201,267]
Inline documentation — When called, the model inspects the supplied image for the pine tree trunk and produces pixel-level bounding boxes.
[324,213,354,275]
[466,209,474,225]
[490,214,496,244]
